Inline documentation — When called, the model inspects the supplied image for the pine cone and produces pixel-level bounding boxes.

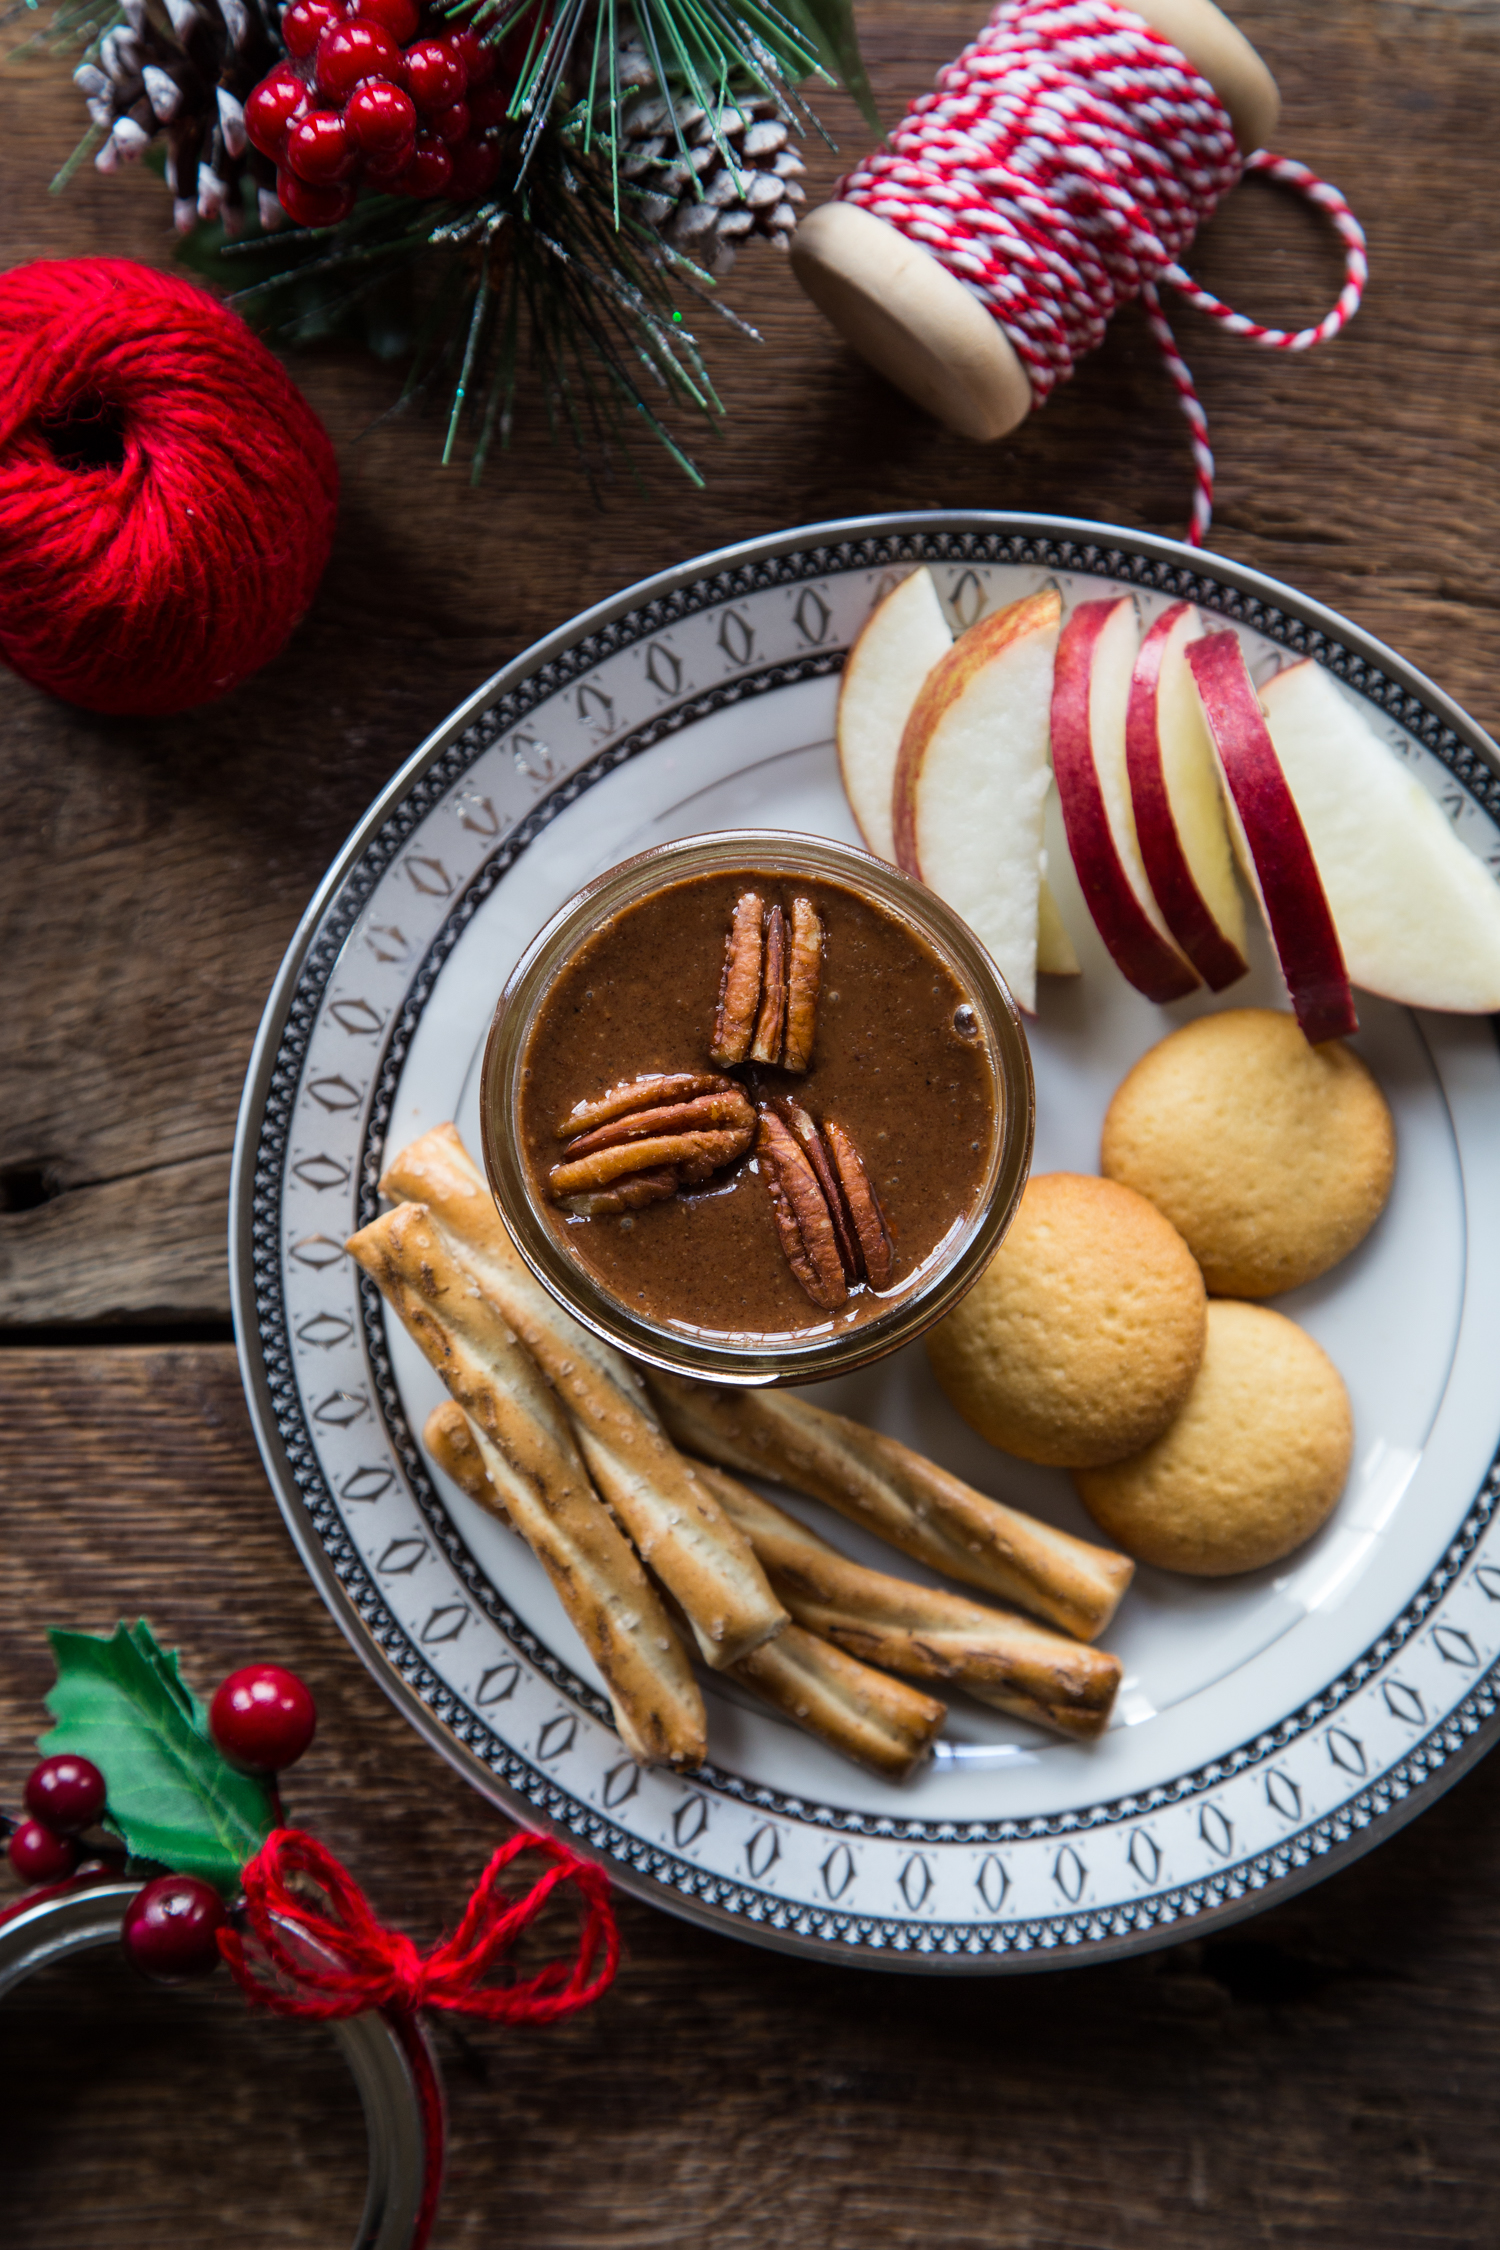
[74,0,283,234]
[614,43,807,275]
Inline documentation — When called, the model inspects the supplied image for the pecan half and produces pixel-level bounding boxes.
[559,1072,737,1141]
[756,1111,847,1310]
[781,898,823,1072]
[771,1098,860,1283]
[710,893,764,1065]
[561,1086,753,1161]
[750,904,788,1065]
[823,1120,895,1289]
[557,1168,679,1218]
[549,1079,753,1210]
[709,893,820,1073]
[551,1125,752,1201]
[757,1103,895,1305]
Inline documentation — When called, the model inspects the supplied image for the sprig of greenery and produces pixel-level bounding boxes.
[214,130,738,487]
[38,0,874,483]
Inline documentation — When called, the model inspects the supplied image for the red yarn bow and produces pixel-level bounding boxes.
[218,1828,616,2250]
[218,1826,619,2024]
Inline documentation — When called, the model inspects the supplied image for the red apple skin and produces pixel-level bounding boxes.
[1125,603,1249,992]
[1050,598,1200,1005]
[892,586,1060,877]
[1186,632,1357,1045]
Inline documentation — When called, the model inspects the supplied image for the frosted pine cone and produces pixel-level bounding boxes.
[615,45,806,274]
[74,0,281,234]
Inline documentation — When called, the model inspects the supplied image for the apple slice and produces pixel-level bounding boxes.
[838,567,954,861]
[1050,597,1200,1004]
[1037,851,1081,976]
[892,585,1062,1013]
[1126,603,1249,991]
[1186,633,1357,1043]
[1260,658,1500,1011]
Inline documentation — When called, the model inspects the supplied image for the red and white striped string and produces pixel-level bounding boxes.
[835,0,1368,543]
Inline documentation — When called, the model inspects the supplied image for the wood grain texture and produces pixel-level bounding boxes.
[5,4,1500,2240]
[5,1347,1500,2249]
[2,0,1499,1321]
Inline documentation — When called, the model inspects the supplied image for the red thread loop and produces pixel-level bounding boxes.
[218,1827,620,2026]
[836,0,1367,541]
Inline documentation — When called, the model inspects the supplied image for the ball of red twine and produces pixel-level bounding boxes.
[0,257,338,716]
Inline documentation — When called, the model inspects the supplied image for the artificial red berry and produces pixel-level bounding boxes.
[404,35,466,112]
[396,131,454,195]
[245,65,310,162]
[122,1875,226,1983]
[25,1754,106,1836]
[210,1664,318,1773]
[316,18,404,101]
[429,98,470,146]
[346,77,417,158]
[276,168,358,225]
[286,108,359,184]
[282,0,346,61]
[447,131,504,198]
[450,29,495,86]
[8,1819,79,1884]
[355,0,420,37]
[467,82,512,132]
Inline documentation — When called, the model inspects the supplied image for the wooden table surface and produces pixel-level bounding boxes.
[5,3,1500,2241]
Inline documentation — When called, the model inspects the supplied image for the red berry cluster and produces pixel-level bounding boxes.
[7,1753,107,1886]
[245,0,511,227]
[6,1664,318,1984]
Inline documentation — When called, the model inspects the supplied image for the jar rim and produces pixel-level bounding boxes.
[480,829,1035,1387]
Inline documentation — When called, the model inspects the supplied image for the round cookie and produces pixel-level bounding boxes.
[1101,1009,1395,1298]
[1074,1299,1352,1574]
[925,1172,1206,1468]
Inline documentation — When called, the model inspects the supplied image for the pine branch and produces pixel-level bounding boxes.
[222,133,730,488]
[38,0,874,485]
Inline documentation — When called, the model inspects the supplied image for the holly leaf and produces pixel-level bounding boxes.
[40,1622,275,1894]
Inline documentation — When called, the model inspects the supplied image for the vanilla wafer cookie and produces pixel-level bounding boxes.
[1101,1009,1395,1298]
[925,1171,1206,1468]
[1074,1299,1352,1575]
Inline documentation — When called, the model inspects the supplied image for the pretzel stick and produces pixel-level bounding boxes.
[424,1400,512,1528]
[379,1124,787,1669]
[346,1203,705,1771]
[695,1464,1120,1738]
[426,1406,946,1783]
[646,1373,1133,1642]
[732,1627,946,1784]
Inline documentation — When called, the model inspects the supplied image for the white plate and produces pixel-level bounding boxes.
[233,515,1500,1970]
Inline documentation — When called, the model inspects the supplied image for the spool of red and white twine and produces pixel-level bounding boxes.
[790,0,1367,542]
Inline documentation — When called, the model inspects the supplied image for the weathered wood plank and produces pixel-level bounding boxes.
[2,2,1500,1323]
[4,1344,1500,2249]
[7,5,1500,2240]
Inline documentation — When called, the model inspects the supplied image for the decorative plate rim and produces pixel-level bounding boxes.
[231,510,1500,1973]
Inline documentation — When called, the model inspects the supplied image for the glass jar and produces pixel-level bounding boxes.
[481,830,1034,1386]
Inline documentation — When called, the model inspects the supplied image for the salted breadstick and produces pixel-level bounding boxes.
[347,1203,705,1771]
[732,1626,946,1783]
[379,1124,787,1670]
[431,1404,945,1783]
[647,1373,1133,1643]
[695,1463,1120,1738]
[425,1400,512,1527]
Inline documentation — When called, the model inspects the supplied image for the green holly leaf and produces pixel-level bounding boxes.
[40,1622,276,1895]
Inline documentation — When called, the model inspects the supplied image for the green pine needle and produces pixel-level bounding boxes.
[48,0,873,486]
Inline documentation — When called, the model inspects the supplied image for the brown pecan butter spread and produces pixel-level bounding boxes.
[518,870,995,1337]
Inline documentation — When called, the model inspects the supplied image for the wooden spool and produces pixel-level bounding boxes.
[790,0,1281,442]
